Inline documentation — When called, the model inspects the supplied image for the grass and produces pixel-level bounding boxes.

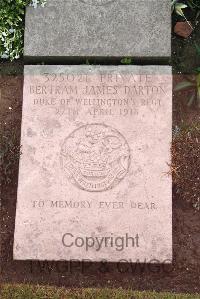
[0,285,200,299]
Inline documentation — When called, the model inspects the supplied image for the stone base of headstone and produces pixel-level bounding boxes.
[24,0,171,59]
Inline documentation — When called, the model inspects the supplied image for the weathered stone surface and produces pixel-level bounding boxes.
[14,65,172,261]
[24,0,171,58]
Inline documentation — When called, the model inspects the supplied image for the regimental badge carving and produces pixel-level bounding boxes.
[60,123,131,192]
[79,0,116,6]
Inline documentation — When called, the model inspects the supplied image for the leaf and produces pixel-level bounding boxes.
[171,0,178,6]
[174,21,193,38]
[171,0,178,12]
[194,42,200,56]
[197,73,200,87]
[175,3,193,29]
[197,92,200,108]
[187,93,195,106]
[196,10,200,20]
[186,0,194,10]
[175,3,188,17]
[121,57,132,65]
[174,81,194,91]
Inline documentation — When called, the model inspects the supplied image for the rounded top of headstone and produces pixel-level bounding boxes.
[79,0,116,6]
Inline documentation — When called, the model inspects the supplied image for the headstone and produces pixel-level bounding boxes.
[24,0,171,59]
[14,65,172,261]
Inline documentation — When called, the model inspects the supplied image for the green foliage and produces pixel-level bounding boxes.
[172,1,188,16]
[195,42,200,56]
[171,1,194,29]
[120,57,133,65]
[171,1,188,15]
[174,43,200,108]
[172,0,200,12]
[171,0,200,25]
[174,74,200,108]
[0,0,46,61]
[187,0,200,9]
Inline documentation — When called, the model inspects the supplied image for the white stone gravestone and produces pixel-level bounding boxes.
[14,65,172,261]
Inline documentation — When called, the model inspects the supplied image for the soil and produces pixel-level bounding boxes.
[0,17,200,293]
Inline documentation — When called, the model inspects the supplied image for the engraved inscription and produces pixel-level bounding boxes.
[60,123,131,192]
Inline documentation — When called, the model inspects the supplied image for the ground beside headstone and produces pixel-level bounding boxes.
[14,65,172,261]
[24,0,171,59]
